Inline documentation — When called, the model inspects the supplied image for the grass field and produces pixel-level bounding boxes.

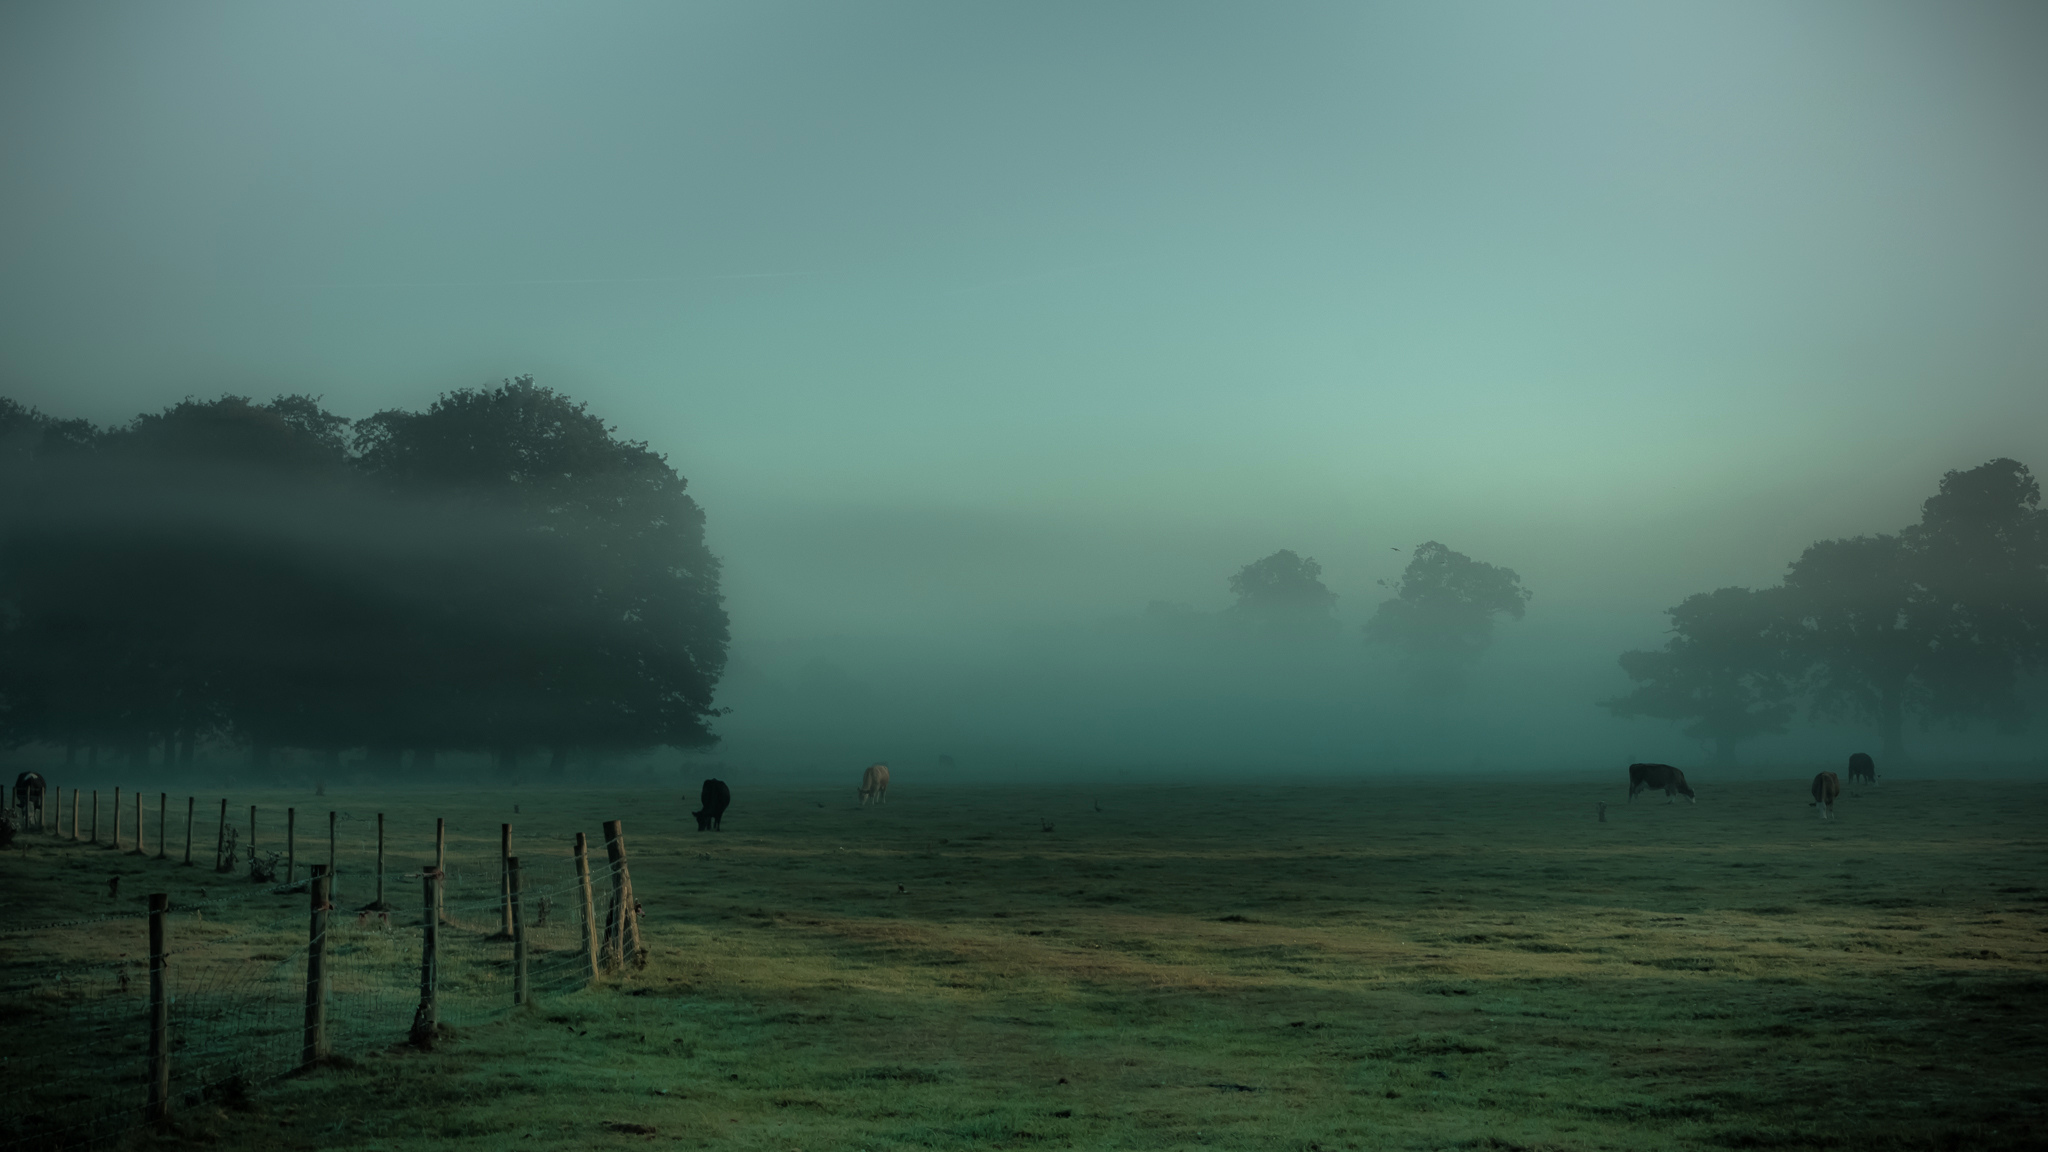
[3,773,2046,1151]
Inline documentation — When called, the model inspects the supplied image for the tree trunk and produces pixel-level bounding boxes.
[1712,736,1738,767]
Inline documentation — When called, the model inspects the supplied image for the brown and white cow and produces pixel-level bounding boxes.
[858,763,890,806]
[1627,763,1695,804]
[1846,752,1876,786]
[1810,771,1841,819]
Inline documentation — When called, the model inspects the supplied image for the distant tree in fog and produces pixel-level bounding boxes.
[1601,585,1798,765]
[1227,549,1337,638]
[1362,541,1530,694]
[1781,458,2047,761]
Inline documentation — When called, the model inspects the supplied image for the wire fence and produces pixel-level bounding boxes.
[0,796,646,1152]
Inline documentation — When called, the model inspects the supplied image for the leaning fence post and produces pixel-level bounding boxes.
[499,824,513,937]
[602,819,643,970]
[510,856,529,1006]
[182,797,194,866]
[574,833,598,985]
[287,808,296,884]
[410,868,440,1047]
[147,892,170,1127]
[434,818,446,924]
[302,864,330,1068]
[214,799,228,872]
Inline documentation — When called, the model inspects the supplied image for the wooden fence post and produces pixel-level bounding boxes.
[214,799,228,872]
[509,856,528,1006]
[182,797,194,866]
[410,868,440,1047]
[327,811,337,896]
[434,819,446,925]
[157,793,168,861]
[113,787,122,851]
[574,833,598,985]
[287,808,296,884]
[602,820,643,971]
[375,812,388,909]
[499,824,513,937]
[133,790,143,856]
[248,805,257,867]
[302,865,330,1068]
[72,789,79,841]
[147,892,170,1127]
[90,789,98,844]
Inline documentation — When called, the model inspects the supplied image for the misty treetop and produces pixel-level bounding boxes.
[0,379,729,772]
[1607,458,2048,763]
[1363,541,1533,695]
[1227,549,1339,638]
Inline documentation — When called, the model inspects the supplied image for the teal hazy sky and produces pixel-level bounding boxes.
[4,1,2045,648]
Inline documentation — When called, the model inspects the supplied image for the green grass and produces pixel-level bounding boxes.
[4,774,2046,1150]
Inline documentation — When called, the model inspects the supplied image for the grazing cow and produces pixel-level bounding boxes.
[858,763,890,806]
[693,778,731,832]
[1847,752,1876,786]
[1627,763,1695,804]
[1811,771,1841,819]
[13,772,45,822]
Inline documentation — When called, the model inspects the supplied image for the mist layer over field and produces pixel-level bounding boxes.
[4,3,2047,781]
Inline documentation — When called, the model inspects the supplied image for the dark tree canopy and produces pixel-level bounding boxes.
[1607,458,2048,763]
[1226,549,1337,638]
[0,381,729,774]
[1363,541,1530,694]
[1780,459,2048,760]
[1602,586,1798,765]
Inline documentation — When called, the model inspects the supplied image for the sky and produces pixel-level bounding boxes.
[3,1,2045,772]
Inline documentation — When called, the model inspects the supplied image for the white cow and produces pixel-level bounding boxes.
[858,763,890,806]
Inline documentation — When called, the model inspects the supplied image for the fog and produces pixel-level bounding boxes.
[4,2,2046,781]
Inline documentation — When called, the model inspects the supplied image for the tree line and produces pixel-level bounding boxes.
[1604,458,2048,764]
[0,379,729,774]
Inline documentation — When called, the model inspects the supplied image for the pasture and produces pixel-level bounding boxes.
[3,773,2046,1151]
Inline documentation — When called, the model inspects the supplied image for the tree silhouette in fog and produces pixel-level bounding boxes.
[1362,541,1530,695]
[353,377,728,768]
[0,380,728,774]
[1782,458,2047,762]
[1602,586,1798,765]
[1226,549,1337,639]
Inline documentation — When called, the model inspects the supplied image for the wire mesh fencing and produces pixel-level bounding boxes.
[0,812,647,1152]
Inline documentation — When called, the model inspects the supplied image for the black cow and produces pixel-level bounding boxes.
[693,778,731,832]
[1847,752,1876,786]
[1811,771,1841,819]
[13,772,45,821]
[1628,763,1695,804]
